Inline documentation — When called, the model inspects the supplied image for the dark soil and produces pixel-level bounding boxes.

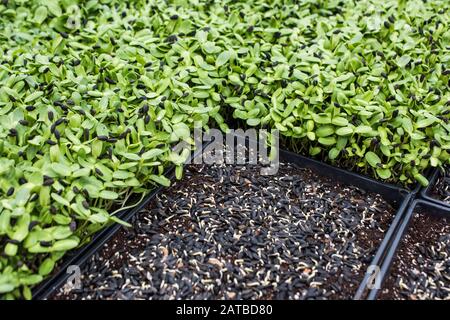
[379,213,450,300]
[430,168,450,205]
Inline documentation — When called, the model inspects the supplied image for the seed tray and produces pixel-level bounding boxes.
[420,168,450,210]
[232,134,418,300]
[51,162,397,299]
[278,148,413,300]
[366,199,450,300]
[31,143,210,300]
[33,135,414,300]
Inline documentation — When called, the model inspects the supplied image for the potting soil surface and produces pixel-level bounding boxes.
[52,161,395,300]
[379,213,450,300]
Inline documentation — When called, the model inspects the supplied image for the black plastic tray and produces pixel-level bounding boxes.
[34,134,415,300]
[278,149,414,300]
[232,133,419,300]
[364,199,450,300]
[420,168,450,210]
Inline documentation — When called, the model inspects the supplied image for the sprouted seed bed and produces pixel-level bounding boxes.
[379,213,450,300]
[431,167,450,204]
[51,160,395,300]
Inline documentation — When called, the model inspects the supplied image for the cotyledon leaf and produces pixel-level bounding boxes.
[365,151,382,168]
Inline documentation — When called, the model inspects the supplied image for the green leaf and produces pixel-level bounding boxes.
[401,118,413,134]
[92,140,103,158]
[38,258,55,276]
[414,173,429,187]
[89,213,109,224]
[203,42,220,54]
[0,284,15,294]
[149,175,171,187]
[175,165,183,179]
[247,118,261,126]
[171,123,191,140]
[46,0,62,16]
[316,125,335,138]
[365,152,382,168]
[397,55,411,68]
[98,190,119,200]
[109,216,132,227]
[336,127,353,136]
[332,117,349,126]
[329,148,340,160]
[216,50,231,67]
[229,74,243,85]
[121,153,141,161]
[112,171,134,180]
[312,113,332,124]
[141,149,165,160]
[51,237,80,252]
[5,243,18,256]
[23,286,32,300]
[416,117,436,128]
[24,91,43,103]
[318,137,336,146]
[34,6,48,24]
[355,125,373,134]
[51,193,70,207]
[376,168,392,179]
[19,274,43,286]
[52,163,72,177]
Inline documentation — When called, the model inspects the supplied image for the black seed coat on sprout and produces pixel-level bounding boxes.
[28,221,39,231]
[84,128,90,141]
[40,241,52,247]
[46,139,57,146]
[43,177,54,186]
[6,187,14,196]
[97,135,108,141]
[105,77,117,85]
[82,200,90,209]
[9,128,17,136]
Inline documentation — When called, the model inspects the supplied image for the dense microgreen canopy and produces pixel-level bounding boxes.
[0,0,449,299]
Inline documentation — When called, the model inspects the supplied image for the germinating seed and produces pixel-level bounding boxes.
[431,167,450,204]
[52,155,394,300]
